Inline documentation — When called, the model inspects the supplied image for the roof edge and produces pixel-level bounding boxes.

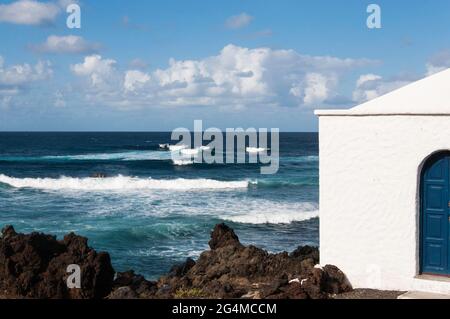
[315,110,450,117]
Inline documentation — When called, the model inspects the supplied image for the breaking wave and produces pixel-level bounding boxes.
[0,174,249,191]
[172,159,194,166]
[222,202,319,225]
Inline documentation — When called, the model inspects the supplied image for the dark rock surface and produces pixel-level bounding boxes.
[0,225,115,299]
[169,258,196,278]
[109,270,157,299]
[111,223,353,299]
[208,223,243,250]
[1,223,354,299]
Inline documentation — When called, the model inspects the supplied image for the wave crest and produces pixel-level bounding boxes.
[172,159,194,166]
[0,174,249,191]
[223,202,319,225]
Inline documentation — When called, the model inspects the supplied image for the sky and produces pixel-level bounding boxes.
[0,0,450,131]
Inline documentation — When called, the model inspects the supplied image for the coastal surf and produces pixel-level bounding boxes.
[0,132,319,279]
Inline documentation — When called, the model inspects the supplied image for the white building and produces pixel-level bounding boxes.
[315,69,450,294]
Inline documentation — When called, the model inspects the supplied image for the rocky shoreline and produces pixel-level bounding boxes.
[0,223,394,299]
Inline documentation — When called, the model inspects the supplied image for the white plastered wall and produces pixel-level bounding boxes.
[318,115,450,293]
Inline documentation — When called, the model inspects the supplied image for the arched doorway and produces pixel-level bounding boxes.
[421,151,450,276]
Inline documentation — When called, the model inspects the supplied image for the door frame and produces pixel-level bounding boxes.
[419,150,450,276]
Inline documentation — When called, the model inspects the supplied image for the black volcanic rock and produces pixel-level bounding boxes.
[109,270,157,299]
[208,223,243,250]
[0,225,115,299]
[169,258,196,278]
[152,223,351,299]
[1,224,352,300]
[290,245,320,262]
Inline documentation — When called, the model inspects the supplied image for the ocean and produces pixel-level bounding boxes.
[0,132,319,280]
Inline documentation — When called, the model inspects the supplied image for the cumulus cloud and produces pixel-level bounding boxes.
[298,73,337,106]
[0,57,52,86]
[124,70,150,92]
[352,73,413,103]
[71,55,116,87]
[71,44,376,109]
[225,13,253,29]
[0,56,53,108]
[426,49,450,76]
[31,35,101,54]
[0,0,60,26]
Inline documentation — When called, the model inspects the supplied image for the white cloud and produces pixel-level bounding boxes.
[32,35,101,54]
[71,55,116,87]
[72,45,376,110]
[0,0,60,26]
[352,73,412,103]
[355,73,382,87]
[225,13,253,29]
[303,73,337,106]
[124,70,150,92]
[71,55,116,76]
[0,56,53,109]
[426,49,450,76]
[0,57,52,86]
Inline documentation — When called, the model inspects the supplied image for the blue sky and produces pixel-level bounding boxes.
[0,0,449,131]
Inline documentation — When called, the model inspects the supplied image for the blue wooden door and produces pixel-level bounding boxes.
[421,153,450,275]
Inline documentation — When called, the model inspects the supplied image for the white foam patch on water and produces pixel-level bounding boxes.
[225,210,319,225]
[172,159,194,166]
[222,202,319,225]
[0,174,249,191]
[180,149,201,156]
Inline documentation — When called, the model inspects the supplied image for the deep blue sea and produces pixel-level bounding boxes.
[0,132,319,280]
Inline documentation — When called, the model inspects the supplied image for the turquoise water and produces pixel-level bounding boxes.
[0,132,319,280]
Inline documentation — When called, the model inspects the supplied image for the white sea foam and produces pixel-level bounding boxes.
[169,145,188,152]
[0,174,249,191]
[179,146,211,156]
[225,210,319,224]
[180,148,201,156]
[222,202,319,225]
[224,210,319,225]
[172,159,194,166]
